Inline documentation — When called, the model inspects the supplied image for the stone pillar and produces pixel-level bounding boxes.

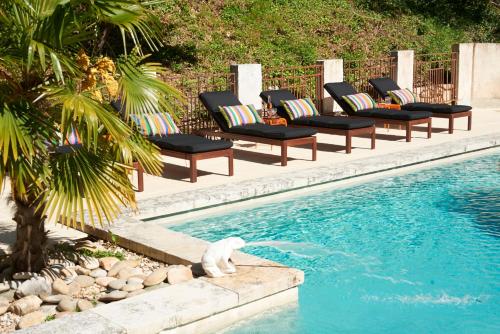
[230,64,262,109]
[317,59,343,113]
[391,50,414,90]
[452,43,474,105]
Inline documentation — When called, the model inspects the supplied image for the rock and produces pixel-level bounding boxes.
[143,268,167,287]
[13,272,38,280]
[78,256,99,270]
[127,277,144,285]
[0,296,9,315]
[55,311,73,319]
[90,268,107,278]
[39,304,57,317]
[52,279,70,295]
[41,265,76,284]
[99,257,119,271]
[117,267,142,280]
[8,295,42,315]
[41,294,66,304]
[17,310,45,329]
[127,290,145,298]
[68,281,81,296]
[16,277,52,297]
[121,283,143,292]
[107,261,125,277]
[125,259,140,268]
[166,265,193,285]
[0,289,15,303]
[107,279,126,290]
[75,266,91,276]
[0,282,10,293]
[57,298,77,312]
[77,299,94,311]
[75,240,98,251]
[73,275,94,288]
[95,277,116,287]
[8,280,23,290]
[47,258,75,268]
[98,290,127,302]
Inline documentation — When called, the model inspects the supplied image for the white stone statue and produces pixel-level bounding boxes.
[201,237,245,278]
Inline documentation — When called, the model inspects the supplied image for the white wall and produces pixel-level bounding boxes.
[471,43,500,101]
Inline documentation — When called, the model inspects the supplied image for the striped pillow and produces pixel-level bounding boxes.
[388,88,418,105]
[342,93,377,112]
[219,104,262,128]
[281,98,319,120]
[131,113,180,136]
[64,126,81,145]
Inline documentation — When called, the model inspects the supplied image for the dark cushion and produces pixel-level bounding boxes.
[368,77,401,98]
[199,91,242,132]
[260,89,299,121]
[226,123,317,139]
[290,115,374,129]
[355,108,432,120]
[402,102,472,114]
[148,134,232,154]
[324,82,359,115]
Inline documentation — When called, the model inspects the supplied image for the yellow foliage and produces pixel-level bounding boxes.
[77,50,119,101]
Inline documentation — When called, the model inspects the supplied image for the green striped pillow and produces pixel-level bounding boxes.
[388,88,418,105]
[281,98,319,120]
[131,113,180,136]
[219,104,263,128]
[342,93,377,112]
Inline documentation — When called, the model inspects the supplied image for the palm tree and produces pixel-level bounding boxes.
[0,0,184,273]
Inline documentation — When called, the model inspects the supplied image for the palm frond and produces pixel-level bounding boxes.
[43,146,136,228]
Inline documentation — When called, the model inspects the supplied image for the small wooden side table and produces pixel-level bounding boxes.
[262,117,287,126]
[377,103,401,110]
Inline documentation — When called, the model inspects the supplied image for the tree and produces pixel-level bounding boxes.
[0,0,184,272]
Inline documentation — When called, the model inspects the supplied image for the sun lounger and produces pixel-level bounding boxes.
[369,77,472,134]
[324,82,432,142]
[112,101,233,183]
[199,91,317,166]
[260,89,376,153]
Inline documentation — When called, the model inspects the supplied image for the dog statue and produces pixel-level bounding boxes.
[201,237,245,278]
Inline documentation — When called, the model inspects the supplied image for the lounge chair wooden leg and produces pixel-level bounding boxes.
[280,142,288,166]
[312,137,317,161]
[427,118,432,138]
[345,133,352,154]
[189,156,197,183]
[228,150,234,176]
[134,162,144,192]
[468,114,472,130]
[371,126,376,150]
[449,116,454,134]
[406,123,412,142]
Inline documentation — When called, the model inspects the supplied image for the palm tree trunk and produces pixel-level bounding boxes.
[11,198,47,273]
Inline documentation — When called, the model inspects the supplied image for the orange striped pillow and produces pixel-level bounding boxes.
[281,98,319,120]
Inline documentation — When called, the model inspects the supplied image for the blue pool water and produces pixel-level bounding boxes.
[171,153,500,334]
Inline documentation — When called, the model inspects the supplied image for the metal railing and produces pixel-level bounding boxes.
[262,64,324,111]
[344,57,397,101]
[413,53,457,104]
[161,72,236,133]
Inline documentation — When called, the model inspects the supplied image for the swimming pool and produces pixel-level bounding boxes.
[171,153,500,334]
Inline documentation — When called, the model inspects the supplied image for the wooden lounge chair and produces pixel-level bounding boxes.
[199,91,317,166]
[260,89,376,154]
[368,77,472,134]
[324,82,433,142]
[111,101,233,184]
[147,134,233,183]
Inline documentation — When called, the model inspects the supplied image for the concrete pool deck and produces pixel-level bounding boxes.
[130,105,500,221]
